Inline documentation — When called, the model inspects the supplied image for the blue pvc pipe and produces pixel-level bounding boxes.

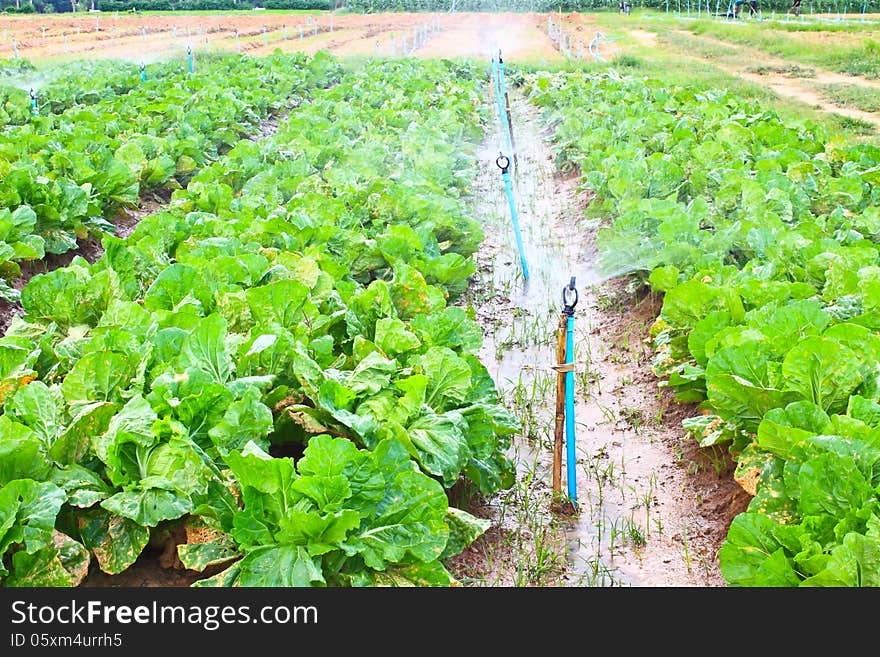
[565,314,577,506]
[188,48,193,74]
[501,171,529,281]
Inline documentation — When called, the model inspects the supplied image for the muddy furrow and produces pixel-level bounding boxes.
[451,86,746,586]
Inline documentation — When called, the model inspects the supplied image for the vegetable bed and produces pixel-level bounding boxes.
[0,56,517,587]
[524,68,880,586]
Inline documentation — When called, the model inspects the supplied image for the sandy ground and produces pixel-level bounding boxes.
[1,12,569,64]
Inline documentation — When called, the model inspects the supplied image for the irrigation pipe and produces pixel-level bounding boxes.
[563,278,578,508]
[589,31,615,62]
[496,51,515,169]
[495,153,529,281]
[553,315,567,499]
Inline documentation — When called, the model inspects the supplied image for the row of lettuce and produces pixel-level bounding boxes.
[0,52,336,302]
[524,69,880,586]
[0,55,517,587]
[1,59,142,125]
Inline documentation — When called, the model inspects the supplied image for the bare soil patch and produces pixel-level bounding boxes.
[1,12,570,64]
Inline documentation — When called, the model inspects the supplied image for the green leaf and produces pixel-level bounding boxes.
[235,545,325,587]
[77,508,150,575]
[781,336,863,414]
[756,401,829,460]
[350,465,449,570]
[414,346,472,411]
[92,394,158,485]
[648,265,680,292]
[177,314,233,384]
[177,533,240,573]
[409,306,483,353]
[49,401,117,466]
[374,317,421,357]
[718,512,803,586]
[207,387,273,456]
[143,263,214,315]
[404,411,471,486]
[7,381,63,446]
[441,507,490,559]
[801,518,880,586]
[706,342,798,430]
[661,280,721,328]
[276,509,362,556]
[50,464,114,508]
[0,417,50,486]
[101,488,193,528]
[60,350,138,414]
[797,452,873,518]
[292,435,368,513]
[0,479,66,556]
[245,279,311,329]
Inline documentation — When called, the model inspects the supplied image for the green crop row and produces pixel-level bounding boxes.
[0,51,340,302]
[0,55,515,587]
[524,68,880,586]
[1,59,147,127]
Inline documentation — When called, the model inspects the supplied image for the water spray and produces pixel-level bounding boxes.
[495,51,515,167]
[496,153,529,281]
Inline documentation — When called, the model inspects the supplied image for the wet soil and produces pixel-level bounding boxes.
[447,88,748,586]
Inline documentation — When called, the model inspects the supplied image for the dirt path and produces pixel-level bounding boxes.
[449,85,747,586]
[628,27,880,127]
[676,28,880,92]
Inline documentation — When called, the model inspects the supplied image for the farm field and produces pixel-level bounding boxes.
[2,6,880,589]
